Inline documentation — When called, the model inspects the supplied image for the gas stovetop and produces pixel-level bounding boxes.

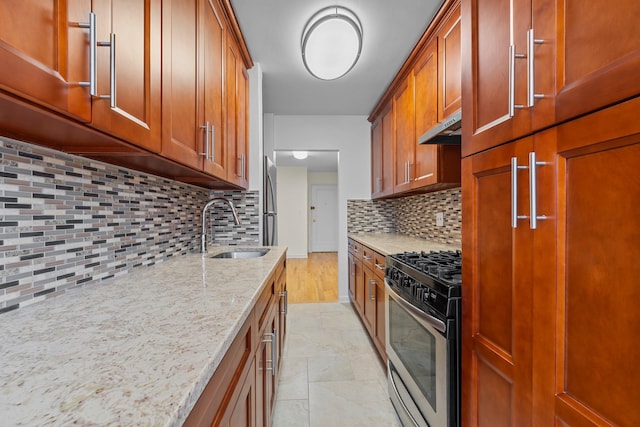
[391,250,462,286]
[386,250,462,318]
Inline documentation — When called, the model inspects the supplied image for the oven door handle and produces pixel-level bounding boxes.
[385,279,446,334]
[388,361,421,427]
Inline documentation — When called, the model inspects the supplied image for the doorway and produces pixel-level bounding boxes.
[273,150,339,303]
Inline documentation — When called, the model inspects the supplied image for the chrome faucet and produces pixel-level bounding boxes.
[201,197,241,253]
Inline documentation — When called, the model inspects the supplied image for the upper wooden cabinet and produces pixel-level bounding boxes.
[161,0,227,179]
[371,103,394,198]
[90,0,162,153]
[393,75,416,194]
[438,2,461,121]
[461,0,640,157]
[225,36,249,188]
[369,0,461,199]
[0,0,91,122]
[0,1,161,152]
[0,0,252,189]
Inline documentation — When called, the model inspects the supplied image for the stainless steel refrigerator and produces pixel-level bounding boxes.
[263,155,277,245]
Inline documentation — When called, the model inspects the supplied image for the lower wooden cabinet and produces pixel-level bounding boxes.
[348,238,387,362]
[184,256,286,427]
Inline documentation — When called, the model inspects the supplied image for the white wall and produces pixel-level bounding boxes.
[277,166,309,258]
[273,115,371,302]
[308,171,338,186]
[248,64,263,192]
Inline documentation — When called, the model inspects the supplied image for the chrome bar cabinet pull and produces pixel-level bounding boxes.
[511,156,528,229]
[262,330,277,376]
[199,122,211,159]
[527,29,545,107]
[528,151,547,229]
[368,279,376,301]
[77,12,97,95]
[279,290,288,315]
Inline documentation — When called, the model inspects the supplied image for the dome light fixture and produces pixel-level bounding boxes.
[301,6,363,81]
[293,151,309,160]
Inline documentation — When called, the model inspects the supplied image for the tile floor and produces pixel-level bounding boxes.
[272,302,401,427]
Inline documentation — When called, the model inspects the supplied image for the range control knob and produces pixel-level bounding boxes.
[430,290,437,303]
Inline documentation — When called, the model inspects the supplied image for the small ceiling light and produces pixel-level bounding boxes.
[293,151,309,160]
[301,6,363,80]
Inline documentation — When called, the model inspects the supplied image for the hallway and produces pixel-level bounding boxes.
[285,252,338,303]
[273,253,400,426]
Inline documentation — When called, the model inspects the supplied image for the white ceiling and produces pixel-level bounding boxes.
[230,0,446,116]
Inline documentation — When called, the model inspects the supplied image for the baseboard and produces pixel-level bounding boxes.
[286,253,308,259]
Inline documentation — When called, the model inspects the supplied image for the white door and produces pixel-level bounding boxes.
[310,184,338,252]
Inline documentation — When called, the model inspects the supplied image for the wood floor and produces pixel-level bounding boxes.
[286,252,338,303]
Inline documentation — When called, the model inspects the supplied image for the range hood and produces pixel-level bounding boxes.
[418,109,461,145]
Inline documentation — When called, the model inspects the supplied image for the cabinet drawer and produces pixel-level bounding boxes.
[256,278,276,332]
[362,245,376,269]
[373,252,387,279]
[352,241,363,260]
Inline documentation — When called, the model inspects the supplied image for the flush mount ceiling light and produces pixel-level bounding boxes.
[301,6,363,80]
[293,151,309,160]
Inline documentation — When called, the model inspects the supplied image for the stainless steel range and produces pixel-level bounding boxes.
[385,250,461,427]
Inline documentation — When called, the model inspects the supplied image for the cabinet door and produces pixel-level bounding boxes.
[374,277,386,361]
[91,0,161,152]
[542,0,640,126]
[533,98,640,427]
[221,359,255,427]
[393,76,416,193]
[371,117,383,197]
[461,137,534,427]
[237,65,249,186]
[461,0,532,157]
[255,338,265,427]
[380,105,395,197]
[362,267,376,336]
[258,305,278,427]
[371,103,395,199]
[160,0,200,168]
[277,270,287,373]
[354,258,365,317]
[0,0,91,121]
[413,38,439,188]
[226,38,249,188]
[438,2,461,121]
[201,0,226,178]
[348,251,356,302]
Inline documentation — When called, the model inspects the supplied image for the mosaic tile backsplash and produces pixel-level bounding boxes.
[348,188,462,246]
[0,138,258,314]
[209,190,260,246]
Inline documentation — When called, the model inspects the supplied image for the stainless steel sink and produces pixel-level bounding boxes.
[210,248,270,259]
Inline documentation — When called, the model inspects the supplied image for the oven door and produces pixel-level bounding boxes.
[385,279,449,427]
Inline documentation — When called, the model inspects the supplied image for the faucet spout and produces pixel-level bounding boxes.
[201,197,242,253]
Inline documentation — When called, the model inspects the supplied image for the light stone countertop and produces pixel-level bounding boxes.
[348,232,461,255]
[0,246,287,427]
